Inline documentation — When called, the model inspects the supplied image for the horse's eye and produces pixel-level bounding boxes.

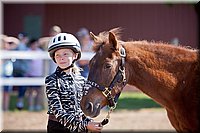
[104,64,112,69]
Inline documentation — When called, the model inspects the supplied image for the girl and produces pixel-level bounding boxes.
[45,33,103,133]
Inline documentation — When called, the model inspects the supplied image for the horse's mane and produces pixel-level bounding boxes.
[92,27,122,52]
[92,28,198,53]
[128,40,198,53]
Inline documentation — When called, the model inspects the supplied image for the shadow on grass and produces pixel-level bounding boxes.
[116,97,161,110]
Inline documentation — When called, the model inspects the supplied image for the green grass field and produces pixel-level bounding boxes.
[116,91,161,110]
[9,93,29,111]
[8,91,161,111]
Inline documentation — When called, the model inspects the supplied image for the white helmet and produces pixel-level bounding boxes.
[48,33,81,61]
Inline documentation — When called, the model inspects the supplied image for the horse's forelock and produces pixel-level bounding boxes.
[92,27,122,53]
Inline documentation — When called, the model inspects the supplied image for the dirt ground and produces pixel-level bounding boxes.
[3,108,175,132]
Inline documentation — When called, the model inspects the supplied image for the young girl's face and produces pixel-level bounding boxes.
[54,48,76,69]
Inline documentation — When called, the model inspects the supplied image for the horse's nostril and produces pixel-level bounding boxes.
[86,102,94,113]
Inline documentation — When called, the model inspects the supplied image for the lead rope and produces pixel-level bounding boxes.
[100,107,114,126]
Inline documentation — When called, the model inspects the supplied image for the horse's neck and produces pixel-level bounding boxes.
[124,42,198,109]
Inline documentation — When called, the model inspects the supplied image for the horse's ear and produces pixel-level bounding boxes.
[90,32,99,43]
[109,32,118,50]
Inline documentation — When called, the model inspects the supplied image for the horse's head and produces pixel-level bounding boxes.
[81,28,127,117]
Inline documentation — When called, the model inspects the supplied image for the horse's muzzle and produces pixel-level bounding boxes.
[81,99,101,118]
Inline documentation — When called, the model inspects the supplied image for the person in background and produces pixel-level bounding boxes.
[171,37,179,46]
[38,25,62,74]
[1,35,19,111]
[13,32,29,110]
[26,39,44,111]
[76,28,93,78]
[38,25,62,50]
[1,35,19,50]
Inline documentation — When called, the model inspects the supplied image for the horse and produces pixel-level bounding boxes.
[80,28,200,132]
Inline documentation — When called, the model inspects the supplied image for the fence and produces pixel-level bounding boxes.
[0,50,94,86]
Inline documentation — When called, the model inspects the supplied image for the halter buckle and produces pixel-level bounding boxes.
[119,66,126,83]
[119,47,126,57]
[102,87,111,98]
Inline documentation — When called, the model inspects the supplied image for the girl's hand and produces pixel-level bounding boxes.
[87,121,103,132]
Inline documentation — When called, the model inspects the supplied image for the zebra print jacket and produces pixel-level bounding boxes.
[45,67,91,132]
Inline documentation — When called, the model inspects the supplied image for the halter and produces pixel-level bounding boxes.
[86,46,127,108]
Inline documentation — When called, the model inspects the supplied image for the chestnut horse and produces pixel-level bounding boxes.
[80,28,200,132]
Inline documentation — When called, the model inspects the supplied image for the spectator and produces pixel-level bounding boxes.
[26,39,44,111]
[13,32,29,110]
[171,37,179,46]
[1,35,19,111]
[38,25,62,50]
[76,28,93,78]
[1,35,19,50]
[38,25,62,74]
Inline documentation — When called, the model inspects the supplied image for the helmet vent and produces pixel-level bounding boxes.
[63,36,66,40]
[58,36,61,41]
[53,38,56,43]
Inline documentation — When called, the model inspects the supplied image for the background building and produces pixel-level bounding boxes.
[3,3,199,48]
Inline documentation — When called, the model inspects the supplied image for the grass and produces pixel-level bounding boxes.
[9,93,29,111]
[8,91,161,111]
[116,91,161,110]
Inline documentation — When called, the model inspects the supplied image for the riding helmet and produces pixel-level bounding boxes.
[48,33,81,61]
